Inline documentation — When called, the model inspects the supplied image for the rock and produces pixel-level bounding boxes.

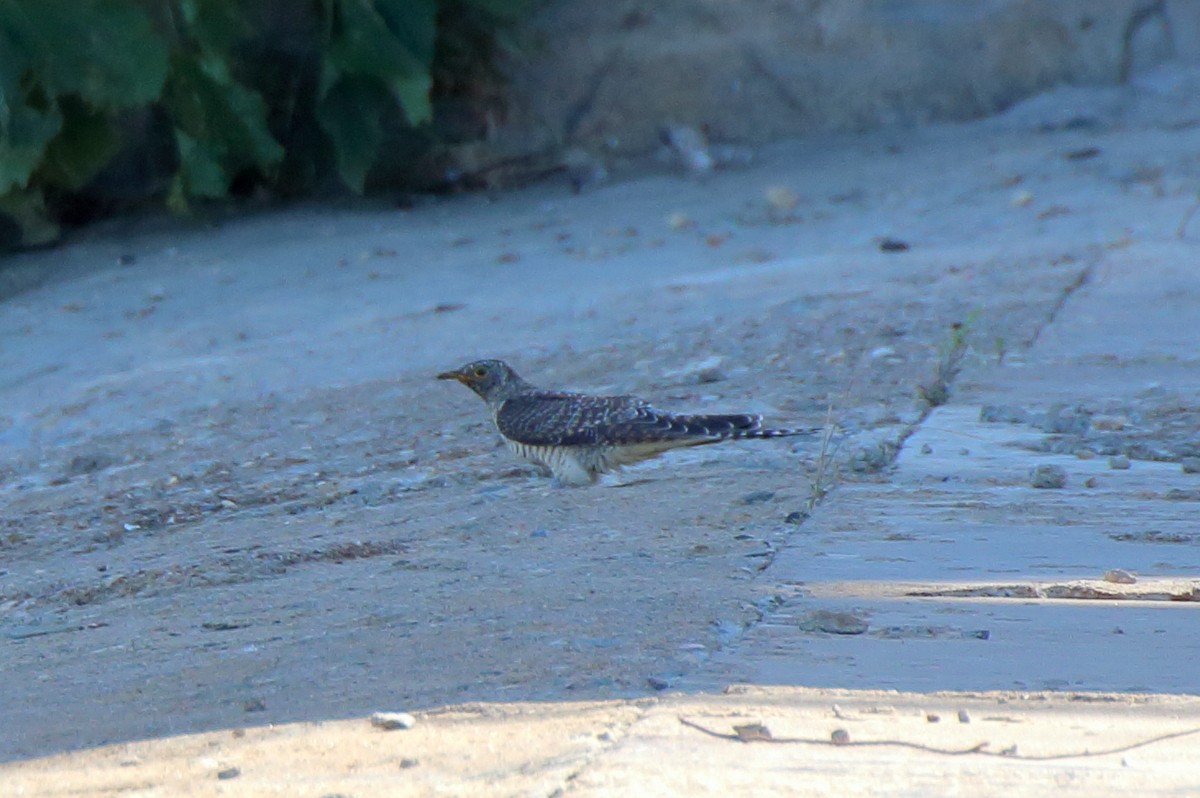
[1103,569,1137,585]
[739,490,775,505]
[798,610,868,635]
[660,124,714,174]
[830,729,850,744]
[646,674,677,691]
[530,528,549,538]
[370,711,416,730]
[562,147,608,193]
[733,723,772,742]
[217,767,241,780]
[1108,455,1132,470]
[957,709,971,724]
[926,713,940,723]
[878,237,910,252]
[784,510,807,525]
[1029,464,1067,489]
[664,355,727,384]
[980,404,1028,424]
[1182,457,1200,474]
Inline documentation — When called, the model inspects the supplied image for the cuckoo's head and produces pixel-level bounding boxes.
[437,359,528,404]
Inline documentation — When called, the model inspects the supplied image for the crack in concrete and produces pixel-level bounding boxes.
[547,698,658,797]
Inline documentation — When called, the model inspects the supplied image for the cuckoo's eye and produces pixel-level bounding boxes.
[473,366,489,378]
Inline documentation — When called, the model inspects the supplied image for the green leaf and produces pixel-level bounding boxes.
[0,102,61,193]
[374,0,438,66]
[2,0,169,109]
[327,0,433,123]
[163,52,284,178]
[315,74,389,192]
[0,186,59,247]
[36,97,120,191]
[173,129,229,199]
[180,0,253,54]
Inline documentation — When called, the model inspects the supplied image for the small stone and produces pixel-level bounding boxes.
[926,713,940,723]
[1074,448,1096,460]
[1104,569,1137,584]
[530,528,549,538]
[242,698,266,713]
[957,709,971,724]
[217,767,241,780]
[766,185,798,212]
[830,729,850,745]
[920,443,933,455]
[661,124,714,174]
[664,355,727,384]
[646,674,676,691]
[784,511,807,525]
[1108,455,1132,470]
[739,490,775,505]
[878,237,910,252]
[1084,476,1098,488]
[1029,464,1067,489]
[733,723,773,742]
[798,610,868,635]
[370,711,416,730]
[667,212,694,229]
[1182,457,1200,474]
[399,758,420,769]
[980,405,1027,424]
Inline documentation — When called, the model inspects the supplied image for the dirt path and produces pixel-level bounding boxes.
[3,66,1200,793]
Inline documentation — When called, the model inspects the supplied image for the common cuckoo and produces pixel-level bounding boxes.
[437,359,818,485]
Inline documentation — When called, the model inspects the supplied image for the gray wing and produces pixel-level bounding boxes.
[496,391,761,447]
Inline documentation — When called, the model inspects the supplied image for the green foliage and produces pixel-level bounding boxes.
[0,0,530,247]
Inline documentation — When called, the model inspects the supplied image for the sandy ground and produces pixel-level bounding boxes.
[3,64,1200,794]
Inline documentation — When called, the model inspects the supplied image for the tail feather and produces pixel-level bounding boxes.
[670,413,820,440]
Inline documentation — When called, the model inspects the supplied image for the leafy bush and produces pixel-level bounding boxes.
[0,0,526,247]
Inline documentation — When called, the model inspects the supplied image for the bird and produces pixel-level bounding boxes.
[436,359,819,486]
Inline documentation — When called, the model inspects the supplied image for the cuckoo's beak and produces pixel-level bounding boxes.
[437,369,467,383]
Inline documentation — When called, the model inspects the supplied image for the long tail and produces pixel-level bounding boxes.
[667,413,821,441]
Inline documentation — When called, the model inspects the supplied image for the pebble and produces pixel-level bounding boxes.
[733,723,773,742]
[784,511,807,525]
[830,729,850,744]
[217,768,241,780]
[660,124,714,173]
[646,674,677,691]
[1029,464,1067,489]
[739,490,776,505]
[1182,457,1200,474]
[1103,569,1137,584]
[957,709,971,724]
[765,185,798,212]
[979,405,1028,424]
[370,711,416,730]
[530,528,549,538]
[926,713,940,723]
[667,211,694,229]
[798,610,869,635]
[920,443,933,455]
[1108,455,1132,470]
[664,355,727,384]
